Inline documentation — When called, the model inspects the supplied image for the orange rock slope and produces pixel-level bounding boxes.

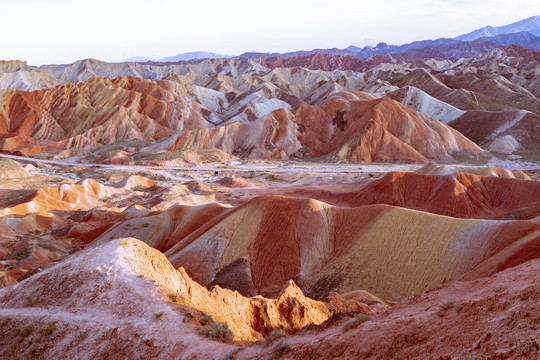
[151,93,486,163]
[295,96,485,162]
[0,76,208,155]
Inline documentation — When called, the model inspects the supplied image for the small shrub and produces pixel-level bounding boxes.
[41,321,56,336]
[222,347,242,360]
[494,286,505,293]
[9,245,32,261]
[170,292,188,303]
[440,300,455,310]
[120,240,129,246]
[199,321,233,340]
[272,343,291,357]
[161,192,176,201]
[28,297,41,307]
[16,325,34,337]
[455,303,464,314]
[27,346,37,356]
[343,313,371,331]
[200,314,213,325]
[262,329,286,346]
[153,311,164,319]
[265,174,282,182]
[436,300,455,317]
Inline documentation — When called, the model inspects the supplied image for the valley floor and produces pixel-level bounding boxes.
[0,157,538,359]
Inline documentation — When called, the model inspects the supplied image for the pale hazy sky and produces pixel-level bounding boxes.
[1,0,539,65]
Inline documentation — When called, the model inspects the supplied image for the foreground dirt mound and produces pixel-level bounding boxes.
[164,195,540,301]
[0,239,232,359]
[0,239,335,359]
[236,258,540,359]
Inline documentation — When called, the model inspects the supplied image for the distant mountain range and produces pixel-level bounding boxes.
[481,31,540,49]
[238,16,540,61]
[122,56,154,62]
[159,51,231,62]
[115,16,540,64]
[123,51,231,63]
[345,32,540,58]
[455,15,540,41]
[341,16,540,57]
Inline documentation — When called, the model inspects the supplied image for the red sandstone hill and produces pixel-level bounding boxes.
[1,170,537,303]
[258,53,405,72]
[2,169,538,293]
[157,195,540,302]
[294,95,485,162]
[309,171,540,220]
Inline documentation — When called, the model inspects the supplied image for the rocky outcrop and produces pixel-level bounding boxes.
[236,258,540,359]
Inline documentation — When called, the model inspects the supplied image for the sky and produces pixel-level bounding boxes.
[1,0,539,65]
